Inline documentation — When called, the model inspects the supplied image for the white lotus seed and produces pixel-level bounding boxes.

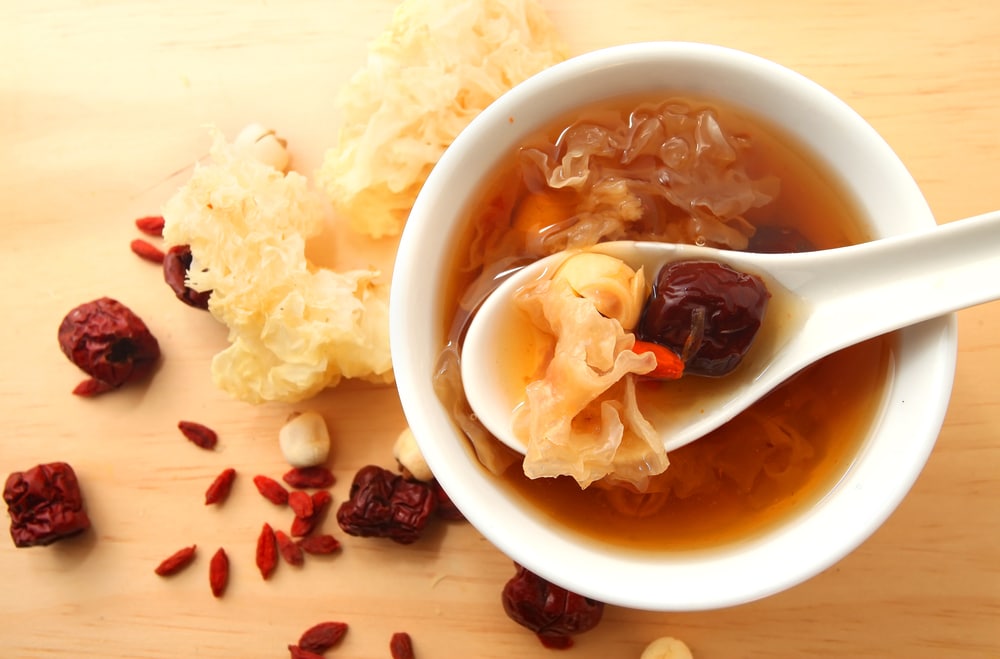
[640,636,694,659]
[278,411,330,467]
[233,123,290,172]
[393,427,433,482]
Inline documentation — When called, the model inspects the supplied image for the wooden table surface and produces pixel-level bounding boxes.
[2,1,998,657]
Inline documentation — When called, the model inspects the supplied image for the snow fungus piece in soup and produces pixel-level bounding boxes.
[434,93,894,551]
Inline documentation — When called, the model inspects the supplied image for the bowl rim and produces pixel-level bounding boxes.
[390,41,957,611]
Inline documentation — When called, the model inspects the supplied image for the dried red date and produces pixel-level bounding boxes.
[430,480,465,521]
[390,632,415,659]
[298,621,348,654]
[501,564,604,649]
[282,466,335,490]
[336,465,437,545]
[163,244,211,310]
[637,260,769,376]
[4,462,91,547]
[58,297,160,395]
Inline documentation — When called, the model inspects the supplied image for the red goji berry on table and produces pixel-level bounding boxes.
[275,529,304,566]
[209,547,229,598]
[178,420,218,450]
[204,468,236,505]
[282,466,335,490]
[134,215,165,237]
[256,523,278,580]
[288,490,314,519]
[287,645,325,659]
[298,621,348,654]
[390,632,416,659]
[58,297,161,396]
[253,475,289,505]
[3,462,92,548]
[130,239,165,264]
[163,244,212,310]
[297,534,341,556]
[154,545,197,576]
[291,489,332,537]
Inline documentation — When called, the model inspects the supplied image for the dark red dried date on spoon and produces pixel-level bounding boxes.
[163,244,211,309]
[4,462,91,547]
[501,563,604,649]
[58,297,161,395]
[638,260,769,376]
[336,465,437,544]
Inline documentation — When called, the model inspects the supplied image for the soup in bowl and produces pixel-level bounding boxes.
[390,42,956,611]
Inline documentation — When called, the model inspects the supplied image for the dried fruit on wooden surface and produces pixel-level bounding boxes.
[298,621,348,654]
[4,462,91,548]
[154,545,197,576]
[336,465,437,544]
[58,297,160,396]
[209,547,229,597]
[501,563,605,649]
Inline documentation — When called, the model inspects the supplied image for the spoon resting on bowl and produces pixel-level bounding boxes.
[461,209,1000,454]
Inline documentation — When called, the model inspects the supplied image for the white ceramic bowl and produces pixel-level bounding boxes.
[390,42,956,611]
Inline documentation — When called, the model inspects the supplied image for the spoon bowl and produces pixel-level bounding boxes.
[462,209,1000,454]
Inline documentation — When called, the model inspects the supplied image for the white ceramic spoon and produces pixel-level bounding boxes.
[461,209,1000,454]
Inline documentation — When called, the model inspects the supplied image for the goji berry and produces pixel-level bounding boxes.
[298,621,348,654]
[291,490,332,537]
[390,632,415,659]
[209,547,229,597]
[58,297,160,396]
[130,239,166,264]
[71,379,117,397]
[287,645,324,659]
[134,215,165,237]
[256,523,278,580]
[275,529,304,566]
[253,475,289,505]
[288,490,314,519]
[178,420,218,450]
[204,468,236,505]
[297,534,340,556]
[154,545,197,576]
[4,462,91,547]
[282,466,335,490]
[630,340,685,380]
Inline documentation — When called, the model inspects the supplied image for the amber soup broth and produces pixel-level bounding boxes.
[442,93,894,552]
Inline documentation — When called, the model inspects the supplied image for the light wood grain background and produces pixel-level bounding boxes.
[2,1,998,657]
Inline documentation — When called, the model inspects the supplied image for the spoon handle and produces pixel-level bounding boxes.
[765,209,1000,366]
